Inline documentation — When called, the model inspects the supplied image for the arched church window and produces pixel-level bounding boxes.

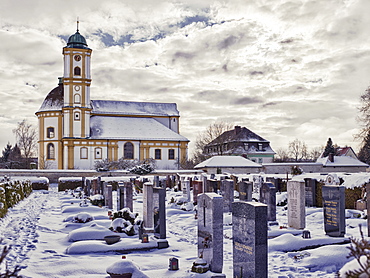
[47,143,55,159]
[124,142,134,159]
[74,94,81,104]
[74,67,81,76]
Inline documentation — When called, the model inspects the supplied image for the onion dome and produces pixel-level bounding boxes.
[66,30,89,49]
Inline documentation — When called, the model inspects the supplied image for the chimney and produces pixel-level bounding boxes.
[235,126,241,135]
[58,77,63,85]
[328,153,334,162]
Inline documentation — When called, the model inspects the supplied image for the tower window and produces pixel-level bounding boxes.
[74,112,80,121]
[95,147,102,159]
[47,143,55,159]
[168,149,175,160]
[124,142,134,159]
[74,67,81,76]
[74,94,81,104]
[80,147,88,159]
[47,127,55,138]
[155,149,161,160]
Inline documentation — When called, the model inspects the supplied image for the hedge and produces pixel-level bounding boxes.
[0,180,32,218]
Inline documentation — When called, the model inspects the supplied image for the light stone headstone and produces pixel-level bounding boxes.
[322,185,345,237]
[197,193,223,273]
[259,182,276,222]
[232,201,267,278]
[287,181,305,229]
[143,182,154,232]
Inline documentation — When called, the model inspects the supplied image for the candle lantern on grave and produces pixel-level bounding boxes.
[142,234,149,243]
[169,257,179,271]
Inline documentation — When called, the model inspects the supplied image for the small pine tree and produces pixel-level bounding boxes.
[323,138,335,157]
[1,143,12,163]
[345,225,370,277]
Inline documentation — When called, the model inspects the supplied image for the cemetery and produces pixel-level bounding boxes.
[0,171,369,277]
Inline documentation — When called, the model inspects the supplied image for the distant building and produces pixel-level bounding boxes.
[35,27,189,170]
[204,126,275,163]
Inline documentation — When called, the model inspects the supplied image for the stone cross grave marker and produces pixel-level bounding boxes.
[287,181,305,229]
[232,201,268,278]
[197,193,223,273]
[322,185,345,237]
[259,182,277,222]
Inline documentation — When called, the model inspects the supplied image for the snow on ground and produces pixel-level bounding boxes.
[0,184,366,277]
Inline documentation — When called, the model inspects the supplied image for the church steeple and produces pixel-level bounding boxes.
[62,23,92,143]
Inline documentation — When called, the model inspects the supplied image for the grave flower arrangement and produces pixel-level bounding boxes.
[88,194,104,206]
[109,208,140,236]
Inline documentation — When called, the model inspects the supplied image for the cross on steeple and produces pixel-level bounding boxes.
[77,17,80,32]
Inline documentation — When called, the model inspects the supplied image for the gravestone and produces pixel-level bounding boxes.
[209,180,218,193]
[143,182,154,232]
[193,181,203,204]
[287,181,305,229]
[322,185,345,237]
[104,183,113,209]
[260,182,276,222]
[123,181,133,211]
[238,181,253,202]
[182,180,191,202]
[85,179,91,197]
[197,193,223,273]
[91,178,98,195]
[117,183,125,210]
[153,187,169,248]
[221,179,234,212]
[304,178,317,207]
[232,201,267,278]
[252,175,263,194]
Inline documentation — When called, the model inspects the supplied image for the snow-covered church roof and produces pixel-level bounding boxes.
[91,100,180,117]
[194,155,262,169]
[90,116,188,141]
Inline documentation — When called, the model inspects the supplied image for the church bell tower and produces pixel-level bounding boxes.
[62,21,92,139]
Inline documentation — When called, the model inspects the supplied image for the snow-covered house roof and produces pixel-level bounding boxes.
[91,100,179,117]
[194,155,262,169]
[90,116,188,141]
[316,156,368,167]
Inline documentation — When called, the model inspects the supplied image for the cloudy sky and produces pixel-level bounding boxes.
[1,0,370,158]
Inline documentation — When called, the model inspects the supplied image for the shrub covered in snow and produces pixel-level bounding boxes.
[0,180,32,218]
[109,208,139,236]
[89,194,104,206]
[73,212,94,223]
[30,177,49,190]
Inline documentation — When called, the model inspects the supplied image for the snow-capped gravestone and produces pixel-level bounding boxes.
[232,201,268,278]
[260,182,277,222]
[153,186,168,248]
[143,182,154,233]
[238,181,253,202]
[221,179,234,212]
[304,178,317,207]
[287,181,305,229]
[197,193,223,273]
[322,185,345,237]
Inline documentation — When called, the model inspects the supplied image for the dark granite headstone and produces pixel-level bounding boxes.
[304,178,317,207]
[322,185,345,237]
[117,183,125,210]
[123,181,133,211]
[197,193,223,273]
[260,182,276,222]
[193,181,203,204]
[238,181,253,202]
[232,201,267,278]
[221,179,234,212]
[104,183,113,209]
[153,187,168,248]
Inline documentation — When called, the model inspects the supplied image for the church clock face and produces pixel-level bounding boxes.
[74,55,81,61]
[74,85,80,91]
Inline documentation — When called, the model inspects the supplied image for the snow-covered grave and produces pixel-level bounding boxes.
[0,173,367,277]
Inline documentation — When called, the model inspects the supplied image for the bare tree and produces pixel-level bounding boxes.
[12,119,37,165]
[192,121,234,164]
[309,146,324,161]
[289,139,308,161]
[274,147,290,162]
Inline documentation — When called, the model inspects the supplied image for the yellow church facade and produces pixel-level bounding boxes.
[36,28,189,170]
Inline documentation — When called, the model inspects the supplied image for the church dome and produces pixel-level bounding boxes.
[66,30,89,49]
[37,79,64,113]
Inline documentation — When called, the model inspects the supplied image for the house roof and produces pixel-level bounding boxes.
[316,156,369,167]
[194,155,262,169]
[90,116,189,141]
[207,126,269,146]
[91,100,179,117]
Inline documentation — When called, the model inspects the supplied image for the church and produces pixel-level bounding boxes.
[36,27,189,170]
